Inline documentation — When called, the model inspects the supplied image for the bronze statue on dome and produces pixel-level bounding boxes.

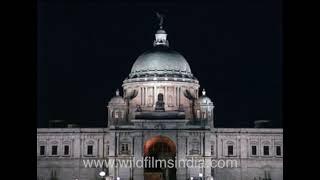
[156,12,165,29]
[155,93,165,111]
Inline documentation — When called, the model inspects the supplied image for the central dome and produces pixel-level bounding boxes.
[129,46,193,78]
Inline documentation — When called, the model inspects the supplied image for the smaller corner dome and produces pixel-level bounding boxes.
[156,29,166,34]
[108,90,126,105]
[197,96,213,105]
[196,89,213,105]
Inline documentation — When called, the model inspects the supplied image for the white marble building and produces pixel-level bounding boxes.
[37,21,282,180]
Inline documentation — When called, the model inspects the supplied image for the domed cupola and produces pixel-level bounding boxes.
[125,13,197,83]
[194,89,215,128]
[107,89,128,127]
[129,46,193,79]
[196,89,213,105]
[108,89,126,105]
[120,13,200,121]
[153,12,169,47]
[153,28,169,47]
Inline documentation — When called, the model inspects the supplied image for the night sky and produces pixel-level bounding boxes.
[37,1,282,128]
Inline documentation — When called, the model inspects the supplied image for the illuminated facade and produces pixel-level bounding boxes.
[37,21,283,180]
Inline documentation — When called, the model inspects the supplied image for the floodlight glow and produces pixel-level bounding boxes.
[99,171,106,177]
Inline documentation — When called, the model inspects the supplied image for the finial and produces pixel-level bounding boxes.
[153,12,169,47]
[115,89,120,96]
[202,89,206,96]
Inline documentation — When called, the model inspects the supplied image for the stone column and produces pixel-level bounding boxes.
[217,134,222,159]
[114,133,119,179]
[204,133,211,178]
[239,135,247,180]
[165,86,168,107]
[73,134,81,180]
[74,135,81,158]
[98,138,103,158]
[177,87,180,106]
[145,87,147,105]
[179,87,181,106]
[176,134,187,180]
[240,135,247,158]
[176,87,178,106]
[144,87,146,105]
[143,87,146,105]
[154,86,157,107]
[133,133,144,180]
[107,133,116,178]
[140,87,143,105]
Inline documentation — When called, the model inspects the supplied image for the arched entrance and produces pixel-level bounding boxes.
[144,136,176,180]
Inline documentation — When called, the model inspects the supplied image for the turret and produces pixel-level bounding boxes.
[107,89,128,127]
[194,89,215,128]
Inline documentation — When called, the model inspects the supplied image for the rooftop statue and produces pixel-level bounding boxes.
[156,12,164,29]
[155,93,165,111]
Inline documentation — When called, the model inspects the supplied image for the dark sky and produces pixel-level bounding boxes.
[37,1,282,128]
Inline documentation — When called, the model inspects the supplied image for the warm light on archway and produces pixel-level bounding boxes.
[144,135,176,156]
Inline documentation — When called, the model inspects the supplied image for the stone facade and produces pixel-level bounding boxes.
[37,128,282,180]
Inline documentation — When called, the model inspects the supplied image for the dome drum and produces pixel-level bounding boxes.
[129,69,194,79]
[121,80,200,120]
[123,77,199,84]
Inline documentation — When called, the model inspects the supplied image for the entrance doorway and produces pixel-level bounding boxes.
[144,136,176,180]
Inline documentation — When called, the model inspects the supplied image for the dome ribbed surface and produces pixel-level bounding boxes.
[108,96,126,105]
[129,46,192,78]
[196,96,213,105]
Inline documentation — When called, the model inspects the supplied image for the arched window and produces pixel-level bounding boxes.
[189,139,200,155]
[250,141,258,156]
[226,141,235,156]
[86,140,95,156]
[114,111,119,118]
[262,141,271,156]
[62,141,71,156]
[120,143,130,154]
[196,110,201,119]
[50,141,59,156]
[148,96,153,106]
[38,141,47,156]
[168,95,173,106]
[112,110,123,120]
[202,111,207,119]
